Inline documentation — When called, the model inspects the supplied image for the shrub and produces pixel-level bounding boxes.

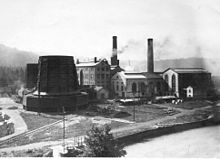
[81,125,126,157]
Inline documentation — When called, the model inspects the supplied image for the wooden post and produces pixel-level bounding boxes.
[62,106,66,153]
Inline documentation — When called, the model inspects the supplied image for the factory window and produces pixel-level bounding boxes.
[121,85,123,91]
[116,85,119,91]
[172,74,176,93]
[156,82,162,95]
[101,74,105,79]
[97,74,100,79]
[165,74,168,83]
[132,82,137,93]
[140,82,146,94]
[80,70,84,86]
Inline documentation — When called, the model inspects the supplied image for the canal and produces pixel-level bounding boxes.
[125,125,220,157]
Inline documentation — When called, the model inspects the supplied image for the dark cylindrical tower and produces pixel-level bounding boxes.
[37,56,78,95]
[147,38,154,73]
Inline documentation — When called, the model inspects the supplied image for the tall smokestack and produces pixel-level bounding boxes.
[147,38,154,73]
[111,36,118,65]
[113,36,117,50]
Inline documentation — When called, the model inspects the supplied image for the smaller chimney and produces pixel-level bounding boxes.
[94,57,97,63]
[147,38,154,73]
[113,36,117,50]
[111,36,118,65]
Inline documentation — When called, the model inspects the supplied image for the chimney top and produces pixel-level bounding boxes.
[113,36,117,49]
[147,38,154,73]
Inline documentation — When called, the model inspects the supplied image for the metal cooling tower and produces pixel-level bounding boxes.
[23,55,88,112]
[37,56,78,95]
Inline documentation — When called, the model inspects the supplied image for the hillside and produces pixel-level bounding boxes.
[120,57,220,76]
[0,44,38,67]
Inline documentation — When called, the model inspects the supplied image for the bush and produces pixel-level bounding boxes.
[81,125,126,157]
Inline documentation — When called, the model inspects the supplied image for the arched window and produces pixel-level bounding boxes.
[164,74,168,83]
[140,82,146,94]
[172,74,176,93]
[156,82,161,95]
[80,70,84,86]
[132,82,137,93]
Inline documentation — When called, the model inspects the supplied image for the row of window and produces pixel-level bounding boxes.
[97,67,109,71]
[97,74,109,79]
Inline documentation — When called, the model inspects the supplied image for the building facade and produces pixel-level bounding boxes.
[163,68,212,98]
[76,58,111,89]
[111,71,165,99]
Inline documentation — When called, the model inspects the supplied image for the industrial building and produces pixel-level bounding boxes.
[23,36,214,112]
[163,68,212,98]
[76,58,111,90]
[111,38,166,99]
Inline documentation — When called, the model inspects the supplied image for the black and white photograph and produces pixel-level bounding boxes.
[0,0,220,157]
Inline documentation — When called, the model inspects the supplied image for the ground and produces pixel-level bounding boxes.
[0,97,214,156]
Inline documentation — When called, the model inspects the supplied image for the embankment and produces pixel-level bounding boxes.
[117,118,217,146]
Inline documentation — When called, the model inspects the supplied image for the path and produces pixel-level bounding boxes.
[0,98,27,141]
[0,101,212,153]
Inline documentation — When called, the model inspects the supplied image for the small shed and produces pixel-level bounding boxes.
[94,86,109,100]
[186,86,193,98]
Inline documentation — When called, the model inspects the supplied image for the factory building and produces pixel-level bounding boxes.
[111,38,166,99]
[111,72,147,98]
[163,68,212,98]
[76,58,111,89]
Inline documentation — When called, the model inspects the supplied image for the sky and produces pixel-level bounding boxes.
[0,0,220,61]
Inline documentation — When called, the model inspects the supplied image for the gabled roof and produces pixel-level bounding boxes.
[123,72,146,79]
[76,58,108,67]
[115,72,146,80]
[110,65,124,71]
[163,68,210,74]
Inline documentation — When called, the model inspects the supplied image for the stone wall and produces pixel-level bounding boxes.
[116,118,215,146]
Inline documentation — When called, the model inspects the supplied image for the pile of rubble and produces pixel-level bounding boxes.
[0,112,14,137]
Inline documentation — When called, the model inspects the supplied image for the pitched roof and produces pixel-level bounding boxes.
[164,68,210,74]
[76,58,108,67]
[120,72,146,79]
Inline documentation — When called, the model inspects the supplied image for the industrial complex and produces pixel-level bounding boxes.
[23,36,213,112]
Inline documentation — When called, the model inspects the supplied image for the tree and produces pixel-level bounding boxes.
[81,125,126,157]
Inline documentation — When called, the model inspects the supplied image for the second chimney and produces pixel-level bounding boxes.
[147,38,154,73]
[111,36,118,65]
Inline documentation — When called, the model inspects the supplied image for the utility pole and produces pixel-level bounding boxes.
[133,92,136,121]
[62,106,66,153]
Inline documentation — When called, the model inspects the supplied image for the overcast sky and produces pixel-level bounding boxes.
[0,0,220,61]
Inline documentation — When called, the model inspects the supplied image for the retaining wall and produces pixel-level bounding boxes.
[116,118,216,146]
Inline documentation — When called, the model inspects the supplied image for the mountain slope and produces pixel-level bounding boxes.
[0,44,38,67]
[120,57,220,75]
